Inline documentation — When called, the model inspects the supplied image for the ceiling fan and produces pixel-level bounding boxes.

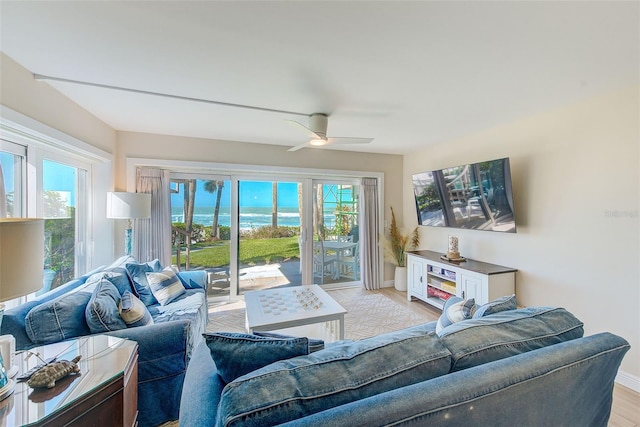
[286,113,374,152]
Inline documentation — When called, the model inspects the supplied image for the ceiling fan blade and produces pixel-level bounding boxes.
[327,137,374,145]
[287,143,310,152]
[285,119,322,140]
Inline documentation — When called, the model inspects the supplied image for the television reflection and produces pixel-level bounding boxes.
[412,158,516,233]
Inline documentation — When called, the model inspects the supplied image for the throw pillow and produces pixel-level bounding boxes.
[205,332,310,384]
[119,290,154,327]
[86,267,136,297]
[216,323,452,427]
[253,331,325,353]
[473,294,517,318]
[126,259,163,305]
[145,267,186,306]
[85,278,128,333]
[25,285,93,345]
[436,297,477,334]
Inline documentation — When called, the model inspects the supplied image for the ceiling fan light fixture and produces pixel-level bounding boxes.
[309,138,327,146]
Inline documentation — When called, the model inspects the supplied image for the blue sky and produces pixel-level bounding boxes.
[1,156,77,204]
[171,180,301,208]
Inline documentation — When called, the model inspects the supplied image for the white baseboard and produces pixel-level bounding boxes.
[382,280,394,288]
[616,370,640,393]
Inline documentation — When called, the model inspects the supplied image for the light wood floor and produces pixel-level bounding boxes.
[367,287,640,427]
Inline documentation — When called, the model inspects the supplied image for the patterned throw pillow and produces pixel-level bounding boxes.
[436,297,477,335]
[125,259,163,305]
[204,332,311,384]
[473,294,518,318]
[145,267,186,306]
[119,291,154,327]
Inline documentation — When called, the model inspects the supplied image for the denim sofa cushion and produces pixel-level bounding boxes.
[149,288,208,358]
[25,283,94,344]
[85,278,128,333]
[205,332,310,383]
[473,294,517,318]
[126,259,162,305]
[439,306,584,371]
[119,290,154,327]
[216,322,452,427]
[146,267,186,306]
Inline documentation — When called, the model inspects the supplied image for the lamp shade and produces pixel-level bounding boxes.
[107,192,151,219]
[0,218,45,302]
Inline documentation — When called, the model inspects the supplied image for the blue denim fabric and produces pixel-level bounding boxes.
[4,265,207,427]
[85,278,127,333]
[253,330,325,353]
[24,283,96,344]
[205,332,310,383]
[1,267,103,350]
[86,267,136,296]
[216,323,451,427]
[125,259,162,305]
[108,319,192,426]
[472,294,517,318]
[439,306,584,371]
[278,333,630,427]
[180,341,225,427]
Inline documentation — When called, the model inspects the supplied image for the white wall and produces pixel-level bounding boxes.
[403,86,640,382]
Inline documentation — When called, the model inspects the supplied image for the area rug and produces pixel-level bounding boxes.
[206,288,434,340]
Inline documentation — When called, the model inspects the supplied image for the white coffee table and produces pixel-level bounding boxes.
[245,285,347,341]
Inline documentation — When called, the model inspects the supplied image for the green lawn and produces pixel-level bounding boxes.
[173,236,300,268]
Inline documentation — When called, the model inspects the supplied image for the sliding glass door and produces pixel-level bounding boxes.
[311,180,361,286]
[237,179,302,294]
[169,171,367,300]
[170,174,232,298]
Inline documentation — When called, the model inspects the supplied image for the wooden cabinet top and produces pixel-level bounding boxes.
[407,250,517,276]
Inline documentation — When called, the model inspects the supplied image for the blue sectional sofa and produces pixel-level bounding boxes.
[180,305,630,427]
[1,256,208,427]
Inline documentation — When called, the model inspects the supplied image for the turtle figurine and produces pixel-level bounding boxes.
[27,355,82,389]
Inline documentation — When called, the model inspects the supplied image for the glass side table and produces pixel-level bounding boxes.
[0,335,138,427]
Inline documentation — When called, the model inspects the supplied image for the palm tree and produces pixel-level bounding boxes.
[272,181,278,228]
[184,179,196,234]
[205,180,225,239]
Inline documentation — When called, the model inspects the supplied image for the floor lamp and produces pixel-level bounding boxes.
[107,192,152,256]
[0,218,45,399]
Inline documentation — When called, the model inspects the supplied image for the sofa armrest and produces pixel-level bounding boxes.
[106,319,191,380]
[177,270,207,290]
[179,341,225,427]
[107,320,192,427]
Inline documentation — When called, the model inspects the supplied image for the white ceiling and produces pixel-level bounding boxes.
[1,1,638,155]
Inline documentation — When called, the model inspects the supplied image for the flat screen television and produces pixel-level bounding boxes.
[412,157,516,233]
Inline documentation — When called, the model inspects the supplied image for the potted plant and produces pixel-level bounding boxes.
[385,207,420,291]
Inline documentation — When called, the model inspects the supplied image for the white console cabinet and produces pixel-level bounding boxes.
[407,250,516,310]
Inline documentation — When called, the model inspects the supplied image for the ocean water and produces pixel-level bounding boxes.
[172,206,337,230]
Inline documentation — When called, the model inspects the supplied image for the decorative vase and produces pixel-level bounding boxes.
[394,266,407,291]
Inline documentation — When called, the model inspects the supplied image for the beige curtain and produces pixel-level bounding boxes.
[134,168,172,266]
[360,177,380,290]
